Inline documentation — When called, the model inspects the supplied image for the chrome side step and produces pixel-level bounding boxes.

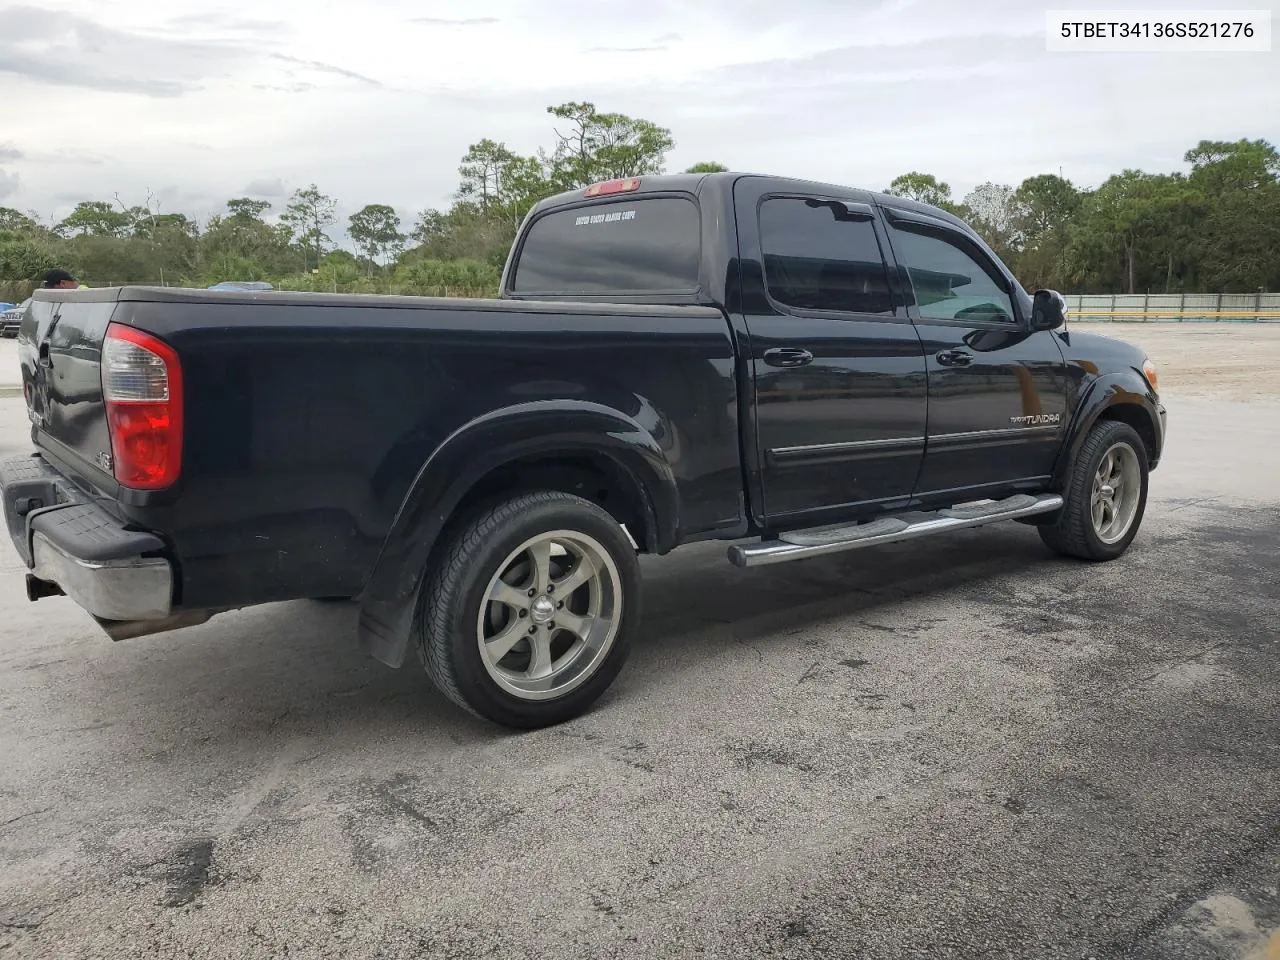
[779,515,911,547]
[727,493,1064,568]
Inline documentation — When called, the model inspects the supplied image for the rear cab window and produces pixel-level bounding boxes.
[511,197,700,296]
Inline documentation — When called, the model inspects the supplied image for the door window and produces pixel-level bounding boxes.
[759,198,893,315]
[890,226,1016,324]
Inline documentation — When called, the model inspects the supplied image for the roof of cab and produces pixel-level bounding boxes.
[529,171,968,230]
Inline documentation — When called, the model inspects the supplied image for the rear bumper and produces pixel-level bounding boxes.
[2,454,173,621]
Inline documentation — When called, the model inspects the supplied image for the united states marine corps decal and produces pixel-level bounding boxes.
[1009,413,1062,426]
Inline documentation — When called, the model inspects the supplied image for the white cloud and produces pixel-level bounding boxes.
[0,170,19,201]
[241,177,289,198]
[0,0,1276,239]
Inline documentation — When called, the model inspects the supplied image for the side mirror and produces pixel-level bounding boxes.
[1031,289,1067,331]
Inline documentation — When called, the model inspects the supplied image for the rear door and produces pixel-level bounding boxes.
[879,205,1070,499]
[733,179,928,528]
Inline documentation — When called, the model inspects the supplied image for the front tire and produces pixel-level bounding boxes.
[1039,419,1149,561]
[414,491,641,729]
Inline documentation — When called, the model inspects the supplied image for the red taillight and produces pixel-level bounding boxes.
[584,177,641,197]
[102,323,183,490]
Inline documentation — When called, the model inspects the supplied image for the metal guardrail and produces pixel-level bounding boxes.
[1064,293,1280,322]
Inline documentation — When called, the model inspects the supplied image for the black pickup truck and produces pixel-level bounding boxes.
[3,172,1166,728]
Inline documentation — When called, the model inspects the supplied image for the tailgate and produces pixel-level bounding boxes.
[22,296,117,486]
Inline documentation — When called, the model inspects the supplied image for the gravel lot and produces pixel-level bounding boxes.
[1,326,1278,959]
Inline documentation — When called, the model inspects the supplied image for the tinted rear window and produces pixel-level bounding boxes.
[759,198,893,315]
[512,197,700,294]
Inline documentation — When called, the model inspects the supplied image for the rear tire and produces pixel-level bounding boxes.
[1039,419,1149,561]
[414,491,641,729]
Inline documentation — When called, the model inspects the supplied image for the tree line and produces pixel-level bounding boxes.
[1,101,1276,302]
[886,137,1279,296]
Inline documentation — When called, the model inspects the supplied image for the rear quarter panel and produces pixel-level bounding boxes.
[114,295,743,609]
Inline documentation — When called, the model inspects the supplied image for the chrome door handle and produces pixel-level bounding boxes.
[763,347,814,368]
[935,349,973,367]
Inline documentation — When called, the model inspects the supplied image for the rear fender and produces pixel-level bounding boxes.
[1052,370,1163,487]
[356,400,678,667]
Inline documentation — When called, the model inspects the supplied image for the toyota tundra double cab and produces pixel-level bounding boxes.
[3,172,1166,728]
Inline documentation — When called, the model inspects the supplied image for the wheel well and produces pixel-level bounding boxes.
[449,452,654,552]
[1096,403,1157,463]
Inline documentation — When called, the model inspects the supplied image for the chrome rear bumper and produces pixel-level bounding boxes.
[30,531,172,621]
[3,454,174,624]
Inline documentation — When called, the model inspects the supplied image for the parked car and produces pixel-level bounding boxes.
[1,299,27,338]
[206,281,274,291]
[2,172,1166,728]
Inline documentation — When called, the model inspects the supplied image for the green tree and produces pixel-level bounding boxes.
[1008,175,1082,291]
[129,212,196,241]
[281,185,337,271]
[1013,174,1082,242]
[0,237,58,282]
[411,209,448,247]
[1185,138,1279,193]
[545,101,674,188]
[64,236,160,284]
[493,154,556,228]
[1145,176,1203,292]
[1191,180,1280,291]
[406,103,671,271]
[1067,171,1193,294]
[393,257,500,297]
[456,141,554,229]
[56,201,131,238]
[457,139,519,206]
[685,162,728,173]
[402,202,517,267]
[884,172,953,208]
[226,198,271,220]
[347,204,405,273]
[0,207,41,235]
[198,198,297,281]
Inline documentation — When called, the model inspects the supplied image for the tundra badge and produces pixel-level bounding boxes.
[1009,413,1061,426]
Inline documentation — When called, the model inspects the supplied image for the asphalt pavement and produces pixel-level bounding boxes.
[0,336,1278,959]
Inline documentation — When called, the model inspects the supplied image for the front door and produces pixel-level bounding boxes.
[879,206,1070,501]
[734,182,929,528]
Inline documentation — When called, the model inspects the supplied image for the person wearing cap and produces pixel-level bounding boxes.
[41,269,85,289]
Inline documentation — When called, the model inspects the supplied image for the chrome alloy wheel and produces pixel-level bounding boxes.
[476,530,622,701]
[1091,442,1142,544]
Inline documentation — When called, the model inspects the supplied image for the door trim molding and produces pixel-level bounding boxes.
[770,425,1059,466]
[768,435,925,466]
[927,425,1060,451]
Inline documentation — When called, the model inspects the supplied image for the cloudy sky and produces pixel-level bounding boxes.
[1,0,1277,243]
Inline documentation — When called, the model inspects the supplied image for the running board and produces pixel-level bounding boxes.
[727,493,1064,568]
